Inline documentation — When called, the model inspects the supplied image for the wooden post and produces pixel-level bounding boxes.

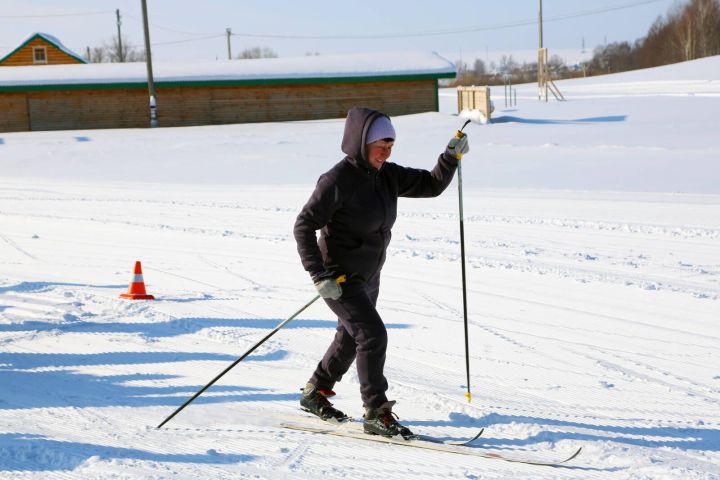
[538,48,548,102]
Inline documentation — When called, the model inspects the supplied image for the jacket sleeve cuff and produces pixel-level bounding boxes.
[442,150,461,163]
[311,271,333,283]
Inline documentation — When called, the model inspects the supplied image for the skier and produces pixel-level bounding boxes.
[293,106,469,438]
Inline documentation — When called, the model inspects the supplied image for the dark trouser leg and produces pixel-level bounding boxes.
[309,322,357,391]
[309,275,388,408]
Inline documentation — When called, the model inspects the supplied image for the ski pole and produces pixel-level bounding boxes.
[156,275,346,429]
[455,119,472,403]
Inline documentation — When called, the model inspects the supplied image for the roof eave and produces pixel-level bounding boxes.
[0,71,457,92]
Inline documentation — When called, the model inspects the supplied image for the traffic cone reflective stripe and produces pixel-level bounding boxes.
[120,261,155,300]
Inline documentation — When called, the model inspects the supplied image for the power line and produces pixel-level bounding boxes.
[151,35,225,47]
[66,35,224,51]
[0,0,664,50]
[547,0,663,23]
[0,11,112,18]
[229,0,663,40]
[123,13,219,37]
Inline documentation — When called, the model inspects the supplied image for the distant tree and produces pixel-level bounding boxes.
[547,54,568,76]
[498,55,518,75]
[451,0,720,87]
[237,47,278,59]
[635,15,677,68]
[616,0,719,71]
[86,46,107,63]
[85,35,145,63]
[454,59,468,78]
[111,36,146,62]
[698,0,720,56]
[671,0,720,60]
[472,58,486,76]
[516,61,538,83]
[588,39,642,74]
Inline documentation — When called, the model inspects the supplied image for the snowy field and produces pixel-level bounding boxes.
[1,55,719,479]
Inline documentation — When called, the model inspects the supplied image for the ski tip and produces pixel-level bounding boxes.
[563,446,583,464]
[547,446,583,466]
[451,428,484,446]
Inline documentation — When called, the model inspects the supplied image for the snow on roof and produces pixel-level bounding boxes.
[0,32,87,64]
[0,51,455,88]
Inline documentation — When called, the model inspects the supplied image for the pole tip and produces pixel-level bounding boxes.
[464,391,472,403]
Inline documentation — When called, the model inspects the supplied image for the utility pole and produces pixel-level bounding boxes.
[140,0,158,128]
[116,9,124,62]
[538,0,544,49]
[226,28,232,60]
[538,0,545,101]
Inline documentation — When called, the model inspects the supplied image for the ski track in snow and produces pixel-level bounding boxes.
[3,59,720,478]
[2,182,720,479]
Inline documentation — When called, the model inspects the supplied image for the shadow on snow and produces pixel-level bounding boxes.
[0,433,254,472]
[491,114,627,124]
[0,350,297,410]
[0,351,277,370]
[0,316,410,338]
[0,281,126,294]
[0,367,297,409]
[0,281,410,339]
[410,411,720,453]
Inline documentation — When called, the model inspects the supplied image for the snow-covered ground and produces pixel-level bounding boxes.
[1,56,719,479]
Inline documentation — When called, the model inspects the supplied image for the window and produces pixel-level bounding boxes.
[33,46,47,64]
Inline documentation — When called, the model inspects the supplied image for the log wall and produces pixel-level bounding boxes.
[0,78,438,132]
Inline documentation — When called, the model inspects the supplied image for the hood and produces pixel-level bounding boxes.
[341,106,388,169]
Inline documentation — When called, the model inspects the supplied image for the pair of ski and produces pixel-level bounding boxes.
[280,414,582,467]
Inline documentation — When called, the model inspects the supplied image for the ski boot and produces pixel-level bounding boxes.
[300,383,349,423]
[363,400,416,440]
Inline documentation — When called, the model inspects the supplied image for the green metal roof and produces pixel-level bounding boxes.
[0,71,455,93]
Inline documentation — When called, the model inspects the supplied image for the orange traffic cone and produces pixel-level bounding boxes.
[119,261,155,300]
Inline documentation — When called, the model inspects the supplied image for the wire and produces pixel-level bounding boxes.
[546,0,664,23]
[0,0,662,48]
[123,13,220,37]
[229,0,663,40]
[0,11,112,18]
[151,35,225,47]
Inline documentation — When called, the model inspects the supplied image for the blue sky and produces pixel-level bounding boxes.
[1,0,677,64]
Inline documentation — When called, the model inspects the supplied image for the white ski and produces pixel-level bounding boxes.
[280,421,582,467]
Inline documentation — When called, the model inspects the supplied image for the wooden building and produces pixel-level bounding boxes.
[0,52,455,132]
[0,32,87,67]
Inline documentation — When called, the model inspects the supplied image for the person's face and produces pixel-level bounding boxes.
[366,139,394,170]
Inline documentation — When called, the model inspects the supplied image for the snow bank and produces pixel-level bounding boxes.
[0,51,455,87]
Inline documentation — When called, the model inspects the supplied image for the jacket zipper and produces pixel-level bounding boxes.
[375,171,387,273]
